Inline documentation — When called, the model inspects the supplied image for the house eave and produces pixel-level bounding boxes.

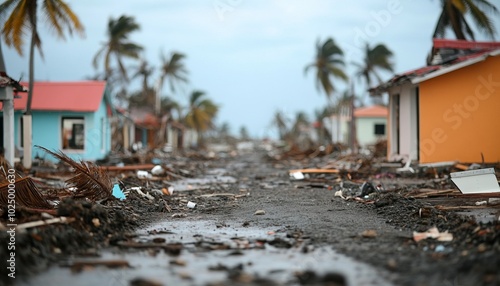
[412,49,500,84]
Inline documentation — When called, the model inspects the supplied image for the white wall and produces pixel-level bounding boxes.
[356,117,387,146]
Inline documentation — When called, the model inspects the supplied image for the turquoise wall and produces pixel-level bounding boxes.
[9,100,111,162]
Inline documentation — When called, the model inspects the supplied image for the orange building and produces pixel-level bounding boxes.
[372,39,500,164]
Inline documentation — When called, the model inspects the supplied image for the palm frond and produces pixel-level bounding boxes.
[36,146,112,202]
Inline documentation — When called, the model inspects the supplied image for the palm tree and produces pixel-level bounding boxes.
[130,58,155,107]
[305,37,348,143]
[271,110,290,141]
[184,90,219,147]
[161,97,183,121]
[433,0,498,40]
[158,51,188,93]
[353,43,394,89]
[93,15,143,81]
[155,51,188,115]
[313,108,332,145]
[1,0,84,168]
[304,38,348,98]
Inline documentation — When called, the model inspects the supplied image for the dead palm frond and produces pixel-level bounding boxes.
[36,146,112,202]
[0,177,53,209]
[0,157,52,209]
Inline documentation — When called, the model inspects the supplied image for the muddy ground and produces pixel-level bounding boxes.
[1,148,500,286]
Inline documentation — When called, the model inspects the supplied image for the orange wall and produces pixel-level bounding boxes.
[419,55,500,163]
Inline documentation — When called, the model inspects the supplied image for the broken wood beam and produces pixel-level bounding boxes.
[99,164,155,171]
[289,168,340,174]
[16,216,76,230]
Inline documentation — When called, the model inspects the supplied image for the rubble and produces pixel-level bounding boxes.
[1,142,499,285]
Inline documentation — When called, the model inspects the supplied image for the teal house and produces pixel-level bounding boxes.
[0,81,112,162]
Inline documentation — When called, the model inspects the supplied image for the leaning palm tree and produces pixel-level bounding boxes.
[304,38,348,98]
[353,43,394,89]
[1,0,84,168]
[155,51,188,114]
[271,110,290,141]
[305,37,348,143]
[158,51,188,93]
[184,90,219,147]
[93,15,143,82]
[433,0,498,40]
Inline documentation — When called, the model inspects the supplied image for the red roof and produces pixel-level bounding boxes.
[1,81,107,112]
[433,39,500,50]
[354,105,388,118]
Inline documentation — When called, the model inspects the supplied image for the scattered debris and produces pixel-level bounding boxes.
[254,210,266,215]
[451,168,500,194]
[360,229,378,238]
[413,227,453,242]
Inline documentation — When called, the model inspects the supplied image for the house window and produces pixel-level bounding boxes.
[374,123,385,135]
[62,117,85,150]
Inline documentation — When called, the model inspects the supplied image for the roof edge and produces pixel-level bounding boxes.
[412,49,500,84]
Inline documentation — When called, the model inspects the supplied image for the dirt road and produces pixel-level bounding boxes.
[5,150,500,285]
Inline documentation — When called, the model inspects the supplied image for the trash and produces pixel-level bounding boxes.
[130,187,154,200]
[187,201,197,209]
[112,184,126,200]
[172,213,187,218]
[334,190,345,199]
[451,168,500,194]
[290,171,305,180]
[254,210,266,215]
[413,227,453,242]
[151,165,164,176]
[397,159,414,173]
[435,245,445,252]
[361,229,377,238]
[475,201,488,206]
[137,170,152,179]
[360,182,377,197]
[162,186,175,195]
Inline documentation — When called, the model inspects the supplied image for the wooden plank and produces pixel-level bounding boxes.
[289,168,340,174]
[99,164,155,171]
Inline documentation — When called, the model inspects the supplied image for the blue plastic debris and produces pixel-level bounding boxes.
[112,184,126,200]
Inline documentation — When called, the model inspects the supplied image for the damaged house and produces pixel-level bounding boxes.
[0,81,113,162]
[371,39,500,164]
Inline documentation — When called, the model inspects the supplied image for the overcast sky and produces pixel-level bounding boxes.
[3,0,499,138]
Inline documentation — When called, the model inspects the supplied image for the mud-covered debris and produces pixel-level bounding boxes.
[129,277,163,286]
[65,259,131,272]
[295,270,346,286]
[413,227,453,242]
[360,229,378,238]
[254,210,266,215]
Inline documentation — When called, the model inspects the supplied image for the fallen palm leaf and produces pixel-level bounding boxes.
[36,146,112,202]
[0,175,53,209]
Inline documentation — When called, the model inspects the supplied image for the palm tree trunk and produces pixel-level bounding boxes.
[22,5,38,169]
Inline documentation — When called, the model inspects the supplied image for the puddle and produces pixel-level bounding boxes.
[170,175,237,192]
[20,220,394,286]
